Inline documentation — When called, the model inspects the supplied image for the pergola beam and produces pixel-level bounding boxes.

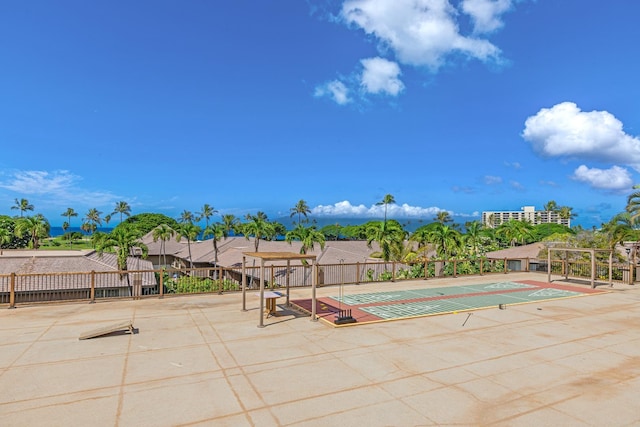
[547,247,612,288]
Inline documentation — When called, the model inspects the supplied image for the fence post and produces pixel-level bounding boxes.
[480,259,484,276]
[391,262,396,282]
[159,269,164,299]
[453,260,457,278]
[9,272,16,309]
[424,260,428,280]
[356,262,360,285]
[504,258,508,274]
[218,266,223,294]
[270,265,275,289]
[90,270,96,303]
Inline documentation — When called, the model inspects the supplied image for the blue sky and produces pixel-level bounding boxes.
[1,0,639,228]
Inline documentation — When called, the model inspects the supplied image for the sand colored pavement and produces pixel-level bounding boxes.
[1,273,640,426]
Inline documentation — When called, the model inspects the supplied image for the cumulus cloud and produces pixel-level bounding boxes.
[311,200,445,218]
[522,102,640,169]
[510,180,525,191]
[0,169,118,207]
[461,0,513,33]
[484,175,502,185]
[571,165,633,191]
[314,80,352,105]
[360,57,405,95]
[341,0,503,71]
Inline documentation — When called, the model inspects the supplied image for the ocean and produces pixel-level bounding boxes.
[49,226,113,237]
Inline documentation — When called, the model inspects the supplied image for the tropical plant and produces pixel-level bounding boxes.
[84,208,103,235]
[290,199,311,224]
[96,228,148,290]
[0,226,12,248]
[425,223,461,260]
[61,208,78,247]
[179,210,195,224]
[14,214,50,249]
[203,223,225,264]
[376,194,396,224]
[496,219,533,247]
[285,224,326,256]
[558,206,576,221]
[436,210,453,224]
[365,220,407,262]
[221,214,239,237]
[11,198,34,217]
[543,200,558,214]
[462,221,486,256]
[152,224,175,266]
[112,201,132,224]
[115,213,179,235]
[197,204,218,228]
[176,223,201,269]
[242,213,276,252]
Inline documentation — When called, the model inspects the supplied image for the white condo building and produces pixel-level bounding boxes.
[482,206,570,228]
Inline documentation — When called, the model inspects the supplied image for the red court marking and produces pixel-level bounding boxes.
[291,280,608,326]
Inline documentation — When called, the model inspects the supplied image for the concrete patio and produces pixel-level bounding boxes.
[1,273,640,426]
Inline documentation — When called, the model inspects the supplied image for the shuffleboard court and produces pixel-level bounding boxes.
[290,280,608,327]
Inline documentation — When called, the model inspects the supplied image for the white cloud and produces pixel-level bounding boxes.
[572,165,633,191]
[314,80,352,105]
[461,0,513,34]
[522,102,640,170]
[311,200,445,218]
[0,169,118,208]
[360,57,405,95]
[510,180,525,191]
[484,175,502,185]
[341,0,502,71]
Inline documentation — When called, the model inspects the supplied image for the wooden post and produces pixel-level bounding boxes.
[391,262,396,282]
[590,249,596,289]
[504,258,508,274]
[453,260,457,278]
[218,266,223,295]
[480,259,484,276]
[608,251,613,287]
[242,256,247,312]
[547,247,551,283]
[356,262,360,285]
[90,270,96,303]
[286,260,290,306]
[311,262,317,322]
[270,265,275,289]
[424,259,428,280]
[9,272,16,309]
[258,258,265,328]
[159,269,164,298]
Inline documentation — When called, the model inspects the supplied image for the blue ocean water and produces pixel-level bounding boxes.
[49,226,113,237]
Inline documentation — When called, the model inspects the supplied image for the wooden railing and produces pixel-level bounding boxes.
[1,257,628,308]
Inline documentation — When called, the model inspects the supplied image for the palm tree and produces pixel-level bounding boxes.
[96,228,148,295]
[558,206,577,223]
[152,224,175,266]
[290,199,311,224]
[285,224,326,255]
[11,198,34,217]
[221,214,239,238]
[104,214,112,226]
[627,187,640,225]
[14,214,50,249]
[61,208,78,248]
[426,223,461,260]
[112,201,132,224]
[496,219,533,247]
[179,210,195,224]
[197,204,218,228]
[176,223,201,269]
[376,194,396,224]
[203,223,225,265]
[463,220,486,256]
[436,210,453,224]
[84,208,103,235]
[365,220,407,262]
[242,213,276,252]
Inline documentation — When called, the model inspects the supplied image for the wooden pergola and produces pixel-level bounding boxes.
[242,252,317,328]
[547,247,613,288]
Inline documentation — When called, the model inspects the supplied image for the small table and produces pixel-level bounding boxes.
[256,291,285,318]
